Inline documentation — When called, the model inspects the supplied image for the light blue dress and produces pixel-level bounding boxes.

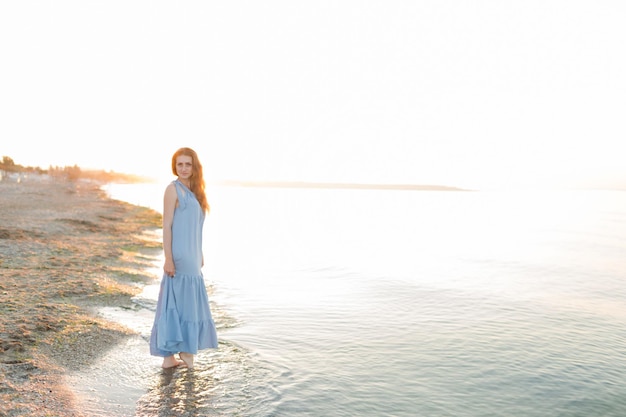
[149,180,218,357]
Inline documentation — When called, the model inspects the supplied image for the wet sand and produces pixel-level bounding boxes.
[0,176,162,416]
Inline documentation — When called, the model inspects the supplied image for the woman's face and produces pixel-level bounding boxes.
[175,155,193,180]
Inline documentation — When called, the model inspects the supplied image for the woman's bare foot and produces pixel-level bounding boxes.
[179,352,194,369]
[161,355,184,369]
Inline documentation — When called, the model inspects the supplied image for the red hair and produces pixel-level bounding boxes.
[171,147,210,213]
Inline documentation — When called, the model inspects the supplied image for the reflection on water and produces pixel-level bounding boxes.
[95,185,626,417]
[135,340,283,417]
[76,286,279,417]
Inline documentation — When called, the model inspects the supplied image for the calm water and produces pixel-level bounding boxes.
[97,184,626,416]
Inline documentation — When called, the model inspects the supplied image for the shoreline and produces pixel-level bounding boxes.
[0,176,162,416]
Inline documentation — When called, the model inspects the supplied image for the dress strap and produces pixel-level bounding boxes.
[173,180,187,210]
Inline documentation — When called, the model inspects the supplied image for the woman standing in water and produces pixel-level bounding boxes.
[150,147,218,369]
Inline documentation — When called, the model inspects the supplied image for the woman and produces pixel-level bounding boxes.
[149,147,218,369]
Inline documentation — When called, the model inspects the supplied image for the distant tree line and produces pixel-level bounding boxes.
[0,155,149,183]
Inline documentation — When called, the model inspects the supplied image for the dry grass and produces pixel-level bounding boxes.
[0,177,162,416]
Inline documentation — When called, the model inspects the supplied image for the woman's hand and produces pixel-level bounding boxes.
[164,258,176,278]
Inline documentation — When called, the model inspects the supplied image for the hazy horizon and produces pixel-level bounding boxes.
[4,161,626,192]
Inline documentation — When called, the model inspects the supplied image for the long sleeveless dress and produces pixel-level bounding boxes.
[149,180,218,357]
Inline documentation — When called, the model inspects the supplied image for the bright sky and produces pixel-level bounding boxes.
[1,1,625,190]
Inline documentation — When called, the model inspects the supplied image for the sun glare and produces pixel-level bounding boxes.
[1,1,625,190]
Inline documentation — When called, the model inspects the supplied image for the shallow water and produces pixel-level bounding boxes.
[92,185,626,416]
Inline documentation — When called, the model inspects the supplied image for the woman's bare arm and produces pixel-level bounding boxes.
[162,183,177,277]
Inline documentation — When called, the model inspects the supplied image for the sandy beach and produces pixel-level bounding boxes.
[0,175,161,416]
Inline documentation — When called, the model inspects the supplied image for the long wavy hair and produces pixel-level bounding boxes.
[171,147,210,213]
